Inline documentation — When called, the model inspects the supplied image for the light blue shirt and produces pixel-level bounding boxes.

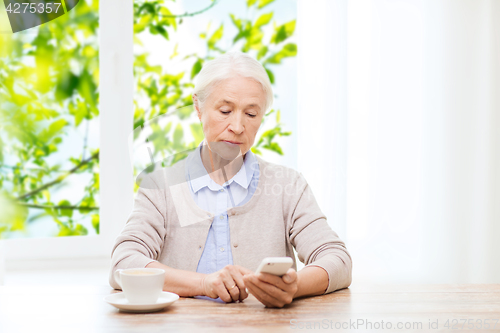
[185,141,259,301]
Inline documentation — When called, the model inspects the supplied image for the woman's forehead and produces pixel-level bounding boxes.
[208,77,266,106]
[214,98,261,108]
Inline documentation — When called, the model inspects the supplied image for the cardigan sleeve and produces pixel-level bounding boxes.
[288,173,352,294]
[108,178,167,290]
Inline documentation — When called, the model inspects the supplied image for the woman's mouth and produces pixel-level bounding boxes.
[222,140,242,145]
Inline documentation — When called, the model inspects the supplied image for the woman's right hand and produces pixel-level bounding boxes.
[201,265,253,302]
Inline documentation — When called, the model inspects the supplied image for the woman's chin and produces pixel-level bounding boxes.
[209,141,242,161]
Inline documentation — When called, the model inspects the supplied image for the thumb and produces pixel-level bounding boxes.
[282,269,296,283]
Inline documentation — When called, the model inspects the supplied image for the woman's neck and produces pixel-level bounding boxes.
[200,144,245,186]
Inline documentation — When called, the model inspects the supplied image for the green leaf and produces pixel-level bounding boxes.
[271,20,296,44]
[58,200,73,218]
[190,123,204,144]
[170,43,179,59]
[251,147,262,155]
[258,0,275,9]
[57,222,88,237]
[77,70,98,108]
[42,190,50,202]
[263,142,283,155]
[134,14,152,33]
[265,43,297,64]
[190,59,203,79]
[230,14,242,30]
[154,25,169,40]
[74,224,88,236]
[244,27,264,51]
[257,46,268,60]
[91,214,99,234]
[173,124,184,148]
[265,67,275,84]
[0,195,29,234]
[69,100,89,126]
[79,196,96,213]
[247,0,258,7]
[57,225,71,237]
[39,119,68,142]
[55,71,79,100]
[208,24,224,49]
[254,13,273,28]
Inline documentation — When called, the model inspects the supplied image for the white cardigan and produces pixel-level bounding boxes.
[109,155,352,294]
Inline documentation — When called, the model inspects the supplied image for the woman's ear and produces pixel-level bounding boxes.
[193,94,202,120]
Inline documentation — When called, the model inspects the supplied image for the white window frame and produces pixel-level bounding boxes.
[3,0,133,268]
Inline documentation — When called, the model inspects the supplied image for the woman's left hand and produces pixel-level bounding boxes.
[242,268,298,308]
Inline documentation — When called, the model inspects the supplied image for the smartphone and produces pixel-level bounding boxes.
[255,257,293,277]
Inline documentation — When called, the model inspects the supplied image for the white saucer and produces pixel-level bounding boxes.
[104,291,179,313]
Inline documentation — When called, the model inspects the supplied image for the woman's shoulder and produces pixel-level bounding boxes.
[135,157,188,191]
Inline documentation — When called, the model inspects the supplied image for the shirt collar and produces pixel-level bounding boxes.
[186,140,256,193]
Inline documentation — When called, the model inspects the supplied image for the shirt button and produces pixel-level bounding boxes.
[233,243,238,248]
[219,189,224,192]
[199,245,202,249]
[219,215,224,220]
[220,247,224,252]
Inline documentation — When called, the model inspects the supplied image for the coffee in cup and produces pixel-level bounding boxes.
[114,268,165,304]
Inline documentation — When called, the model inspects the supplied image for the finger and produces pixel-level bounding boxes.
[256,272,287,291]
[244,278,273,307]
[229,269,248,301]
[214,278,233,303]
[245,277,284,308]
[220,269,240,302]
[282,268,297,284]
[246,275,286,307]
[250,274,288,300]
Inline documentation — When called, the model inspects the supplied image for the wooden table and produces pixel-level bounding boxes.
[0,284,499,332]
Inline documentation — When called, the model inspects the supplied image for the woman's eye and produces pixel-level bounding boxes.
[220,110,231,114]
[247,113,257,118]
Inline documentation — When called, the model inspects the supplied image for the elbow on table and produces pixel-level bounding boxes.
[327,253,353,293]
[108,262,122,290]
[109,274,121,291]
[339,255,353,291]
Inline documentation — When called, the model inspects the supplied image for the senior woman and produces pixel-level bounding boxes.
[110,51,352,308]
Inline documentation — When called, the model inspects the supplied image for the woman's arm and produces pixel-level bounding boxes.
[244,172,352,307]
[109,172,252,302]
[145,261,205,297]
[288,173,353,294]
[147,261,253,302]
[109,182,168,289]
[294,265,329,298]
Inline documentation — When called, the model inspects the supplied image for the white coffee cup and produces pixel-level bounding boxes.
[114,268,165,304]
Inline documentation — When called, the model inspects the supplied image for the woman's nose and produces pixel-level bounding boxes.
[229,112,244,134]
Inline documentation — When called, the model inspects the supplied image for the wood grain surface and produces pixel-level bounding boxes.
[0,284,499,332]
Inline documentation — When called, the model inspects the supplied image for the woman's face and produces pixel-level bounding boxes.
[195,75,266,160]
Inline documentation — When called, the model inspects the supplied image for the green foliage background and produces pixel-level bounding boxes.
[0,0,296,239]
[0,0,99,239]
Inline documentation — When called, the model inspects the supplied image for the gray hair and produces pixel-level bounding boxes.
[192,51,273,113]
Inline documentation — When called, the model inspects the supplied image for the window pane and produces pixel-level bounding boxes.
[0,0,99,239]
